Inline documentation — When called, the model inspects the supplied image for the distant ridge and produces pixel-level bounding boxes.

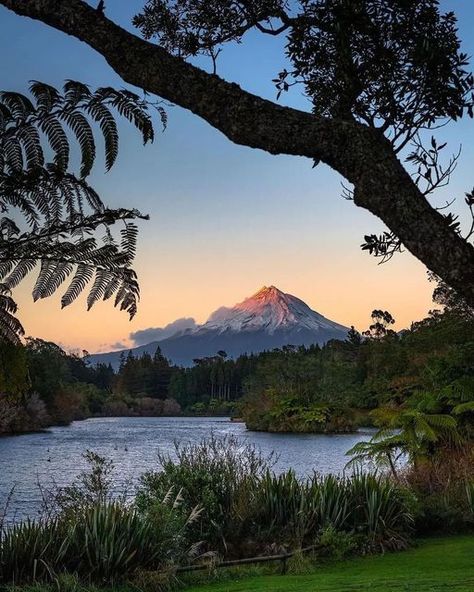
[88,286,349,368]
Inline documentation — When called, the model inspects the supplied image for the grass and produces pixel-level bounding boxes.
[184,535,474,592]
[5,535,474,592]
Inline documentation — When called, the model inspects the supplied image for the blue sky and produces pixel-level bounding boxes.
[1,0,473,351]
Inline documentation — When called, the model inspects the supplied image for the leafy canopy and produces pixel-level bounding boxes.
[134,0,474,264]
[0,80,165,343]
[134,0,473,147]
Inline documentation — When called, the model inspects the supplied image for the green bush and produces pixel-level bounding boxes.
[0,499,193,586]
[0,518,67,583]
[65,502,161,582]
[238,471,414,553]
[346,473,414,551]
[136,434,274,551]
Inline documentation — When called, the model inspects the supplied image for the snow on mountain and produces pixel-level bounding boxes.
[88,286,349,368]
[198,286,347,335]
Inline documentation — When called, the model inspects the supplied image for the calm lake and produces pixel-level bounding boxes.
[0,416,374,522]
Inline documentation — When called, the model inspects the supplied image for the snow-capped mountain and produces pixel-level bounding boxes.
[197,285,347,335]
[89,286,349,368]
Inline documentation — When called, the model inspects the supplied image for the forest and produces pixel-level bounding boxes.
[1,277,472,439]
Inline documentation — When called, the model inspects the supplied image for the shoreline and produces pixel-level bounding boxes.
[0,413,238,438]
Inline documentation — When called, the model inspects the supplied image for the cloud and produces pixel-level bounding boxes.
[108,341,129,351]
[130,317,197,346]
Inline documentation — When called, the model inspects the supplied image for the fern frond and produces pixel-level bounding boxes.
[4,136,24,173]
[86,99,118,172]
[16,124,44,169]
[4,260,36,289]
[39,115,69,171]
[0,288,24,344]
[120,223,138,263]
[0,79,157,342]
[30,81,62,114]
[0,91,34,121]
[33,260,74,300]
[61,263,94,309]
[63,80,91,107]
[87,268,114,311]
[60,110,96,178]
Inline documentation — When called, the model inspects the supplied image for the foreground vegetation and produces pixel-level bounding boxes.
[2,535,473,592]
[1,435,473,589]
[4,536,474,592]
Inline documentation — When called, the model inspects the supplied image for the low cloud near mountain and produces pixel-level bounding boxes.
[129,318,197,346]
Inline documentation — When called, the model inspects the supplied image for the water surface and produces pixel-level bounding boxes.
[0,416,374,521]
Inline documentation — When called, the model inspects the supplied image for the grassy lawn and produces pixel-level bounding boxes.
[185,535,474,592]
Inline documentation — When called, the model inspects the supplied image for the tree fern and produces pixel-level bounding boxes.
[0,80,162,342]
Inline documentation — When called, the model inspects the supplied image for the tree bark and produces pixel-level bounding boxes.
[2,0,473,305]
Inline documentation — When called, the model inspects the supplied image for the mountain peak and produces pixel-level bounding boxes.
[253,285,283,299]
[201,285,347,335]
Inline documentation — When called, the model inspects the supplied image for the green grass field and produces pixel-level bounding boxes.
[185,536,474,592]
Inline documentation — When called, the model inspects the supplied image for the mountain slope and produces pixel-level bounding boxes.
[89,286,349,368]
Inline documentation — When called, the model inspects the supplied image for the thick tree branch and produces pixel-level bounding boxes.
[2,0,473,305]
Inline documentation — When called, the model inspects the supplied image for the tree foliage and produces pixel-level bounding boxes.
[1,0,474,304]
[0,80,162,343]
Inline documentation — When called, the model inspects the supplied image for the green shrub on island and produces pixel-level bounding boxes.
[242,390,355,433]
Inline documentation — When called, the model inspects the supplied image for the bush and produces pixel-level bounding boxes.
[65,502,162,582]
[403,450,474,534]
[136,434,274,551]
[237,471,414,553]
[318,526,357,560]
[0,518,67,583]
[346,472,415,551]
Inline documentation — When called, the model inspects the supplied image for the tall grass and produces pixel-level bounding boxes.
[237,471,413,551]
[67,503,162,582]
[0,518,67,583]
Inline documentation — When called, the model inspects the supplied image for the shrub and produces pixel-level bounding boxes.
[42,451,116,518]
[238,471,414,553]
[347,472,415,551]
[403,450,474,534]
[318,526,357,560]
[0,518,67,583]
[136,434,274,551]
[65,502,162,582]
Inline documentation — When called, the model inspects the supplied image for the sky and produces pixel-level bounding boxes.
[1,1,474,353]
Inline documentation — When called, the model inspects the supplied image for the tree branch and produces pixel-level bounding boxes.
[2,0,473,305]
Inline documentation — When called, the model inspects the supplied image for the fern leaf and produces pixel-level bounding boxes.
[4,260,36,289]
[61,264,94,308]
[30,81,62,114]
[87,268,114,311]
[86,99,118,171]
[39,115,70,171]
[60,110,96,178]
[63,80,91,107]
[0,291,24,344]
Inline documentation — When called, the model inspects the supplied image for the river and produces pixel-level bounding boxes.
[0,416,375,522]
